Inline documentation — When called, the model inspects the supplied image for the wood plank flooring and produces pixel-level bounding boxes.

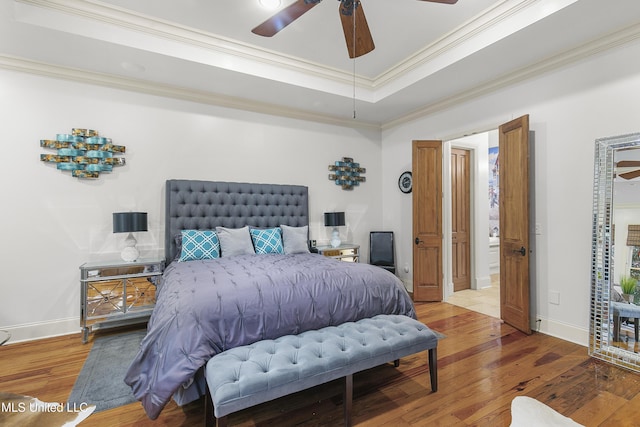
[2,302,640,426]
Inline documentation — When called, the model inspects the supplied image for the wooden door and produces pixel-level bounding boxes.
[499,115,531,334]
[412,140,443,302]
[451,148,471,292]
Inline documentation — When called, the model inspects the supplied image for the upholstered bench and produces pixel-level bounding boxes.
[204,314,438,427]
[611,301,640,341]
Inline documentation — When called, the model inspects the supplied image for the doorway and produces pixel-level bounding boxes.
[445,131,501,318]
[412,115,531,333]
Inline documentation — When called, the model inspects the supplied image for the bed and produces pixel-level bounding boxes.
[124,179,416,419]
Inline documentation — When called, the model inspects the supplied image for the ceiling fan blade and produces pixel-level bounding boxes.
[619,169,640,180]
[616,160,640,168]
[418,0,458,4]
[339,1,375,59]
[252,0,321,37]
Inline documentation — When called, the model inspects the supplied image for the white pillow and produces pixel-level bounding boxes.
[280,225,310,254]
[215,226,255,257]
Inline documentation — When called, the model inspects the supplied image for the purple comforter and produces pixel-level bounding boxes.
[125,253,415,419]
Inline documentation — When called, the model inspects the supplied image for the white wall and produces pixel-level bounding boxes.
[382,37,640,346]
[0,69,383,342]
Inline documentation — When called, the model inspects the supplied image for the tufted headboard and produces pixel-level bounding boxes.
[165,180,309,264]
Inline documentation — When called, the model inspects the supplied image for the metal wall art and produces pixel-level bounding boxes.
[328,157,366,190]
[40,129,125,179]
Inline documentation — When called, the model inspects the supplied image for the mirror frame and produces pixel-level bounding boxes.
[590,132,640,371]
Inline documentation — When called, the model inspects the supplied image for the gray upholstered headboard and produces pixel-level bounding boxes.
[165,180,309,264]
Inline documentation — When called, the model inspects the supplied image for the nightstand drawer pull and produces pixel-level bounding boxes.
[317,244,360,263]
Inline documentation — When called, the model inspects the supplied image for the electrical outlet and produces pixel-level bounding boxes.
[549,291,560,305]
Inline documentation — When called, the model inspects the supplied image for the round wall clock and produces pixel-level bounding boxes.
[398,171,412,193]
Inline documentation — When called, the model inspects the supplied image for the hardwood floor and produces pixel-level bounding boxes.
[2,303,640,426]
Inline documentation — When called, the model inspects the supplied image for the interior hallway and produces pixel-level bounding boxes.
[447,274,500,319]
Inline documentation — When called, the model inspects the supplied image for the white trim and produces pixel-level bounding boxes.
[382,21,640,130]
[3,318,79,344]
[0,54,381,131]
[13,0,593,107]
[14,0,373,98]
[16,0,550,101]
[535,316,588,347]
[6,3,640,130]
[476,275,492,289]
[401,278,413,293]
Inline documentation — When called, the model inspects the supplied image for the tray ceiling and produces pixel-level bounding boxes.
[3,0,640,128]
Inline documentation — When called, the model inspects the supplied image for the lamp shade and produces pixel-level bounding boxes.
[324,212,345,227]
[113,212,148,233]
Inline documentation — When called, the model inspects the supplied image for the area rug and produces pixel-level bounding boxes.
[510,396,584,426]
[68,329,146,413]
[0,392,95,427]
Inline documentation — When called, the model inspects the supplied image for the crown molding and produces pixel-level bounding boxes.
[14,0,375,97]
[7,1,640,131]
[382,21,640,131]
[4,17,639,133]
[374,0,530,87]
[4,16,639,134]
[14,0,548,100]
[0,54,381,131]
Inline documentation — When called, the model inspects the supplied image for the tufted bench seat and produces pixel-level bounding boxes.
[204,314,438,427]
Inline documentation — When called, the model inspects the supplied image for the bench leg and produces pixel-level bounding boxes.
[428,347,438,392]
[635,318,639,342]
[344,374,353,427]
[204,386,228,427]
[204,386,214,427]
[394,359,400,367]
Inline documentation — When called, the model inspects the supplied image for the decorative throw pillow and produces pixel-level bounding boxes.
[281,224,310,254]
[179,230,220,262]
[250,227,284,254]
[216,226,256,257]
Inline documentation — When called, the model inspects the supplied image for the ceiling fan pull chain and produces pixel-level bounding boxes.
[352,0,357,119]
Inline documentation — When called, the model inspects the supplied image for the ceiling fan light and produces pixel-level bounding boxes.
[259,0,281,10]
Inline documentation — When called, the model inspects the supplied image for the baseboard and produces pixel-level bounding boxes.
[3,317,79,344]
[3,309,588,349]
[475,275,492,290]
[402,278,413,293]
[535,316,588,347]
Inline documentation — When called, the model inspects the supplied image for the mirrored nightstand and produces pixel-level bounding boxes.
[79,258,164,343]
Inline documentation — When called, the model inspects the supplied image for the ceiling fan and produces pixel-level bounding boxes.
[616,160,640,180]
[252,0,459,58]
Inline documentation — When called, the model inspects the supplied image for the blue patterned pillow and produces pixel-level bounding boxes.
[250,227,284,255]
[179,230,220,262]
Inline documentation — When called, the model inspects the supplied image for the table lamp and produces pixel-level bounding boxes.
[113,212,148,262]
[324,212,345,248]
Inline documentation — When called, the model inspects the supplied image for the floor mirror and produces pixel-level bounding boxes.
[590,132,640,371]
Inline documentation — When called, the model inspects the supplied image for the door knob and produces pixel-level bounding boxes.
[512,246,526,256]
[415,237,423,245]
